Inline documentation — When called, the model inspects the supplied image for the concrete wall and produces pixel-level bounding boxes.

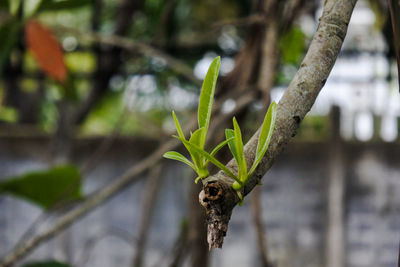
[0,137,399,267]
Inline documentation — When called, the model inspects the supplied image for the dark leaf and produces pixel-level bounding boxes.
[0,165,83,209]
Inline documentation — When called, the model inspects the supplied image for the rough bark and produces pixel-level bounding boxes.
[199,0,358,249]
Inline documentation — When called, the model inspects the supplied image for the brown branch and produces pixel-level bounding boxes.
[75,0,144,124]
[199,0,358,249]
[75,227,136,266]
[56,26,201,87]
[212,14,266,29]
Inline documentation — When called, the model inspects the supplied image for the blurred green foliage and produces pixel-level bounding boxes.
[0,0,312,139]
[279,26,306,65]
[0,165,83,209]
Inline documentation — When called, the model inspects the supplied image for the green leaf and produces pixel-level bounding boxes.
[249,101,277,176]
[188,127,205,166]
[38,0,91,11]
[22,260,71,267]
[189,127,205,147]
[232,117,247,181]
[197,56,220,146]
[163,151,195,170]
[0,165,83,209]
[209,137,234,157]
[9,0,21,15]
[225,129,238,160]
[177,137,241,184]
[172,111,186,141]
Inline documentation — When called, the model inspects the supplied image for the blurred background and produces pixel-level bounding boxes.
[0,0,399,266]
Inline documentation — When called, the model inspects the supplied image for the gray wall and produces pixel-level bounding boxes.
[0,137,399,267]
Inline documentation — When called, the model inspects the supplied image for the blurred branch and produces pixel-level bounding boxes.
[152,0,178,45]
[325,107,345,267]
[251,187,273,267]
[75,227,136,266]
[0,87,257,266]
[58,26,201,87]
[212,14,266,29]
[80,109,129,174]
[132,164,163,267]
[74,0,144,124]
[199,0,358,249]
[167,220,189,267]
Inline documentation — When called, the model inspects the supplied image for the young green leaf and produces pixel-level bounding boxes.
[209,137,234,157]
[188,127,205,166]
[232,117,247,181]
[189,127,205,146]
[249,101,277,176]
[225,129,239,163]
[172,111,201,167]
[172,111,186,141]
[177,137,241,183]
[163,151,195,170]
[198,56,220,146]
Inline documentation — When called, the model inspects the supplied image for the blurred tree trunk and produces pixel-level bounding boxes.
[74,0,144,124]
[252,187,273,267]
[132,164,162,267]
[325,106,345,267]
[3,36,43,124]
[153,0,178,47]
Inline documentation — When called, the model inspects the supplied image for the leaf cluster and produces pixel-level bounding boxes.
[164,56,232,183]
[164,56,277,197]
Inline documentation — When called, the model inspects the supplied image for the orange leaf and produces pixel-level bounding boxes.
[25,20,67,82]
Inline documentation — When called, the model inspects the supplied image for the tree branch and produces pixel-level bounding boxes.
[57,26,201,87]
[199,0,358,249]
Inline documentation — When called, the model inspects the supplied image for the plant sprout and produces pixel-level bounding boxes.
[181,102,277,199]
[163,56,233,183]
[226,101,277,199]
[163,56,277,200]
